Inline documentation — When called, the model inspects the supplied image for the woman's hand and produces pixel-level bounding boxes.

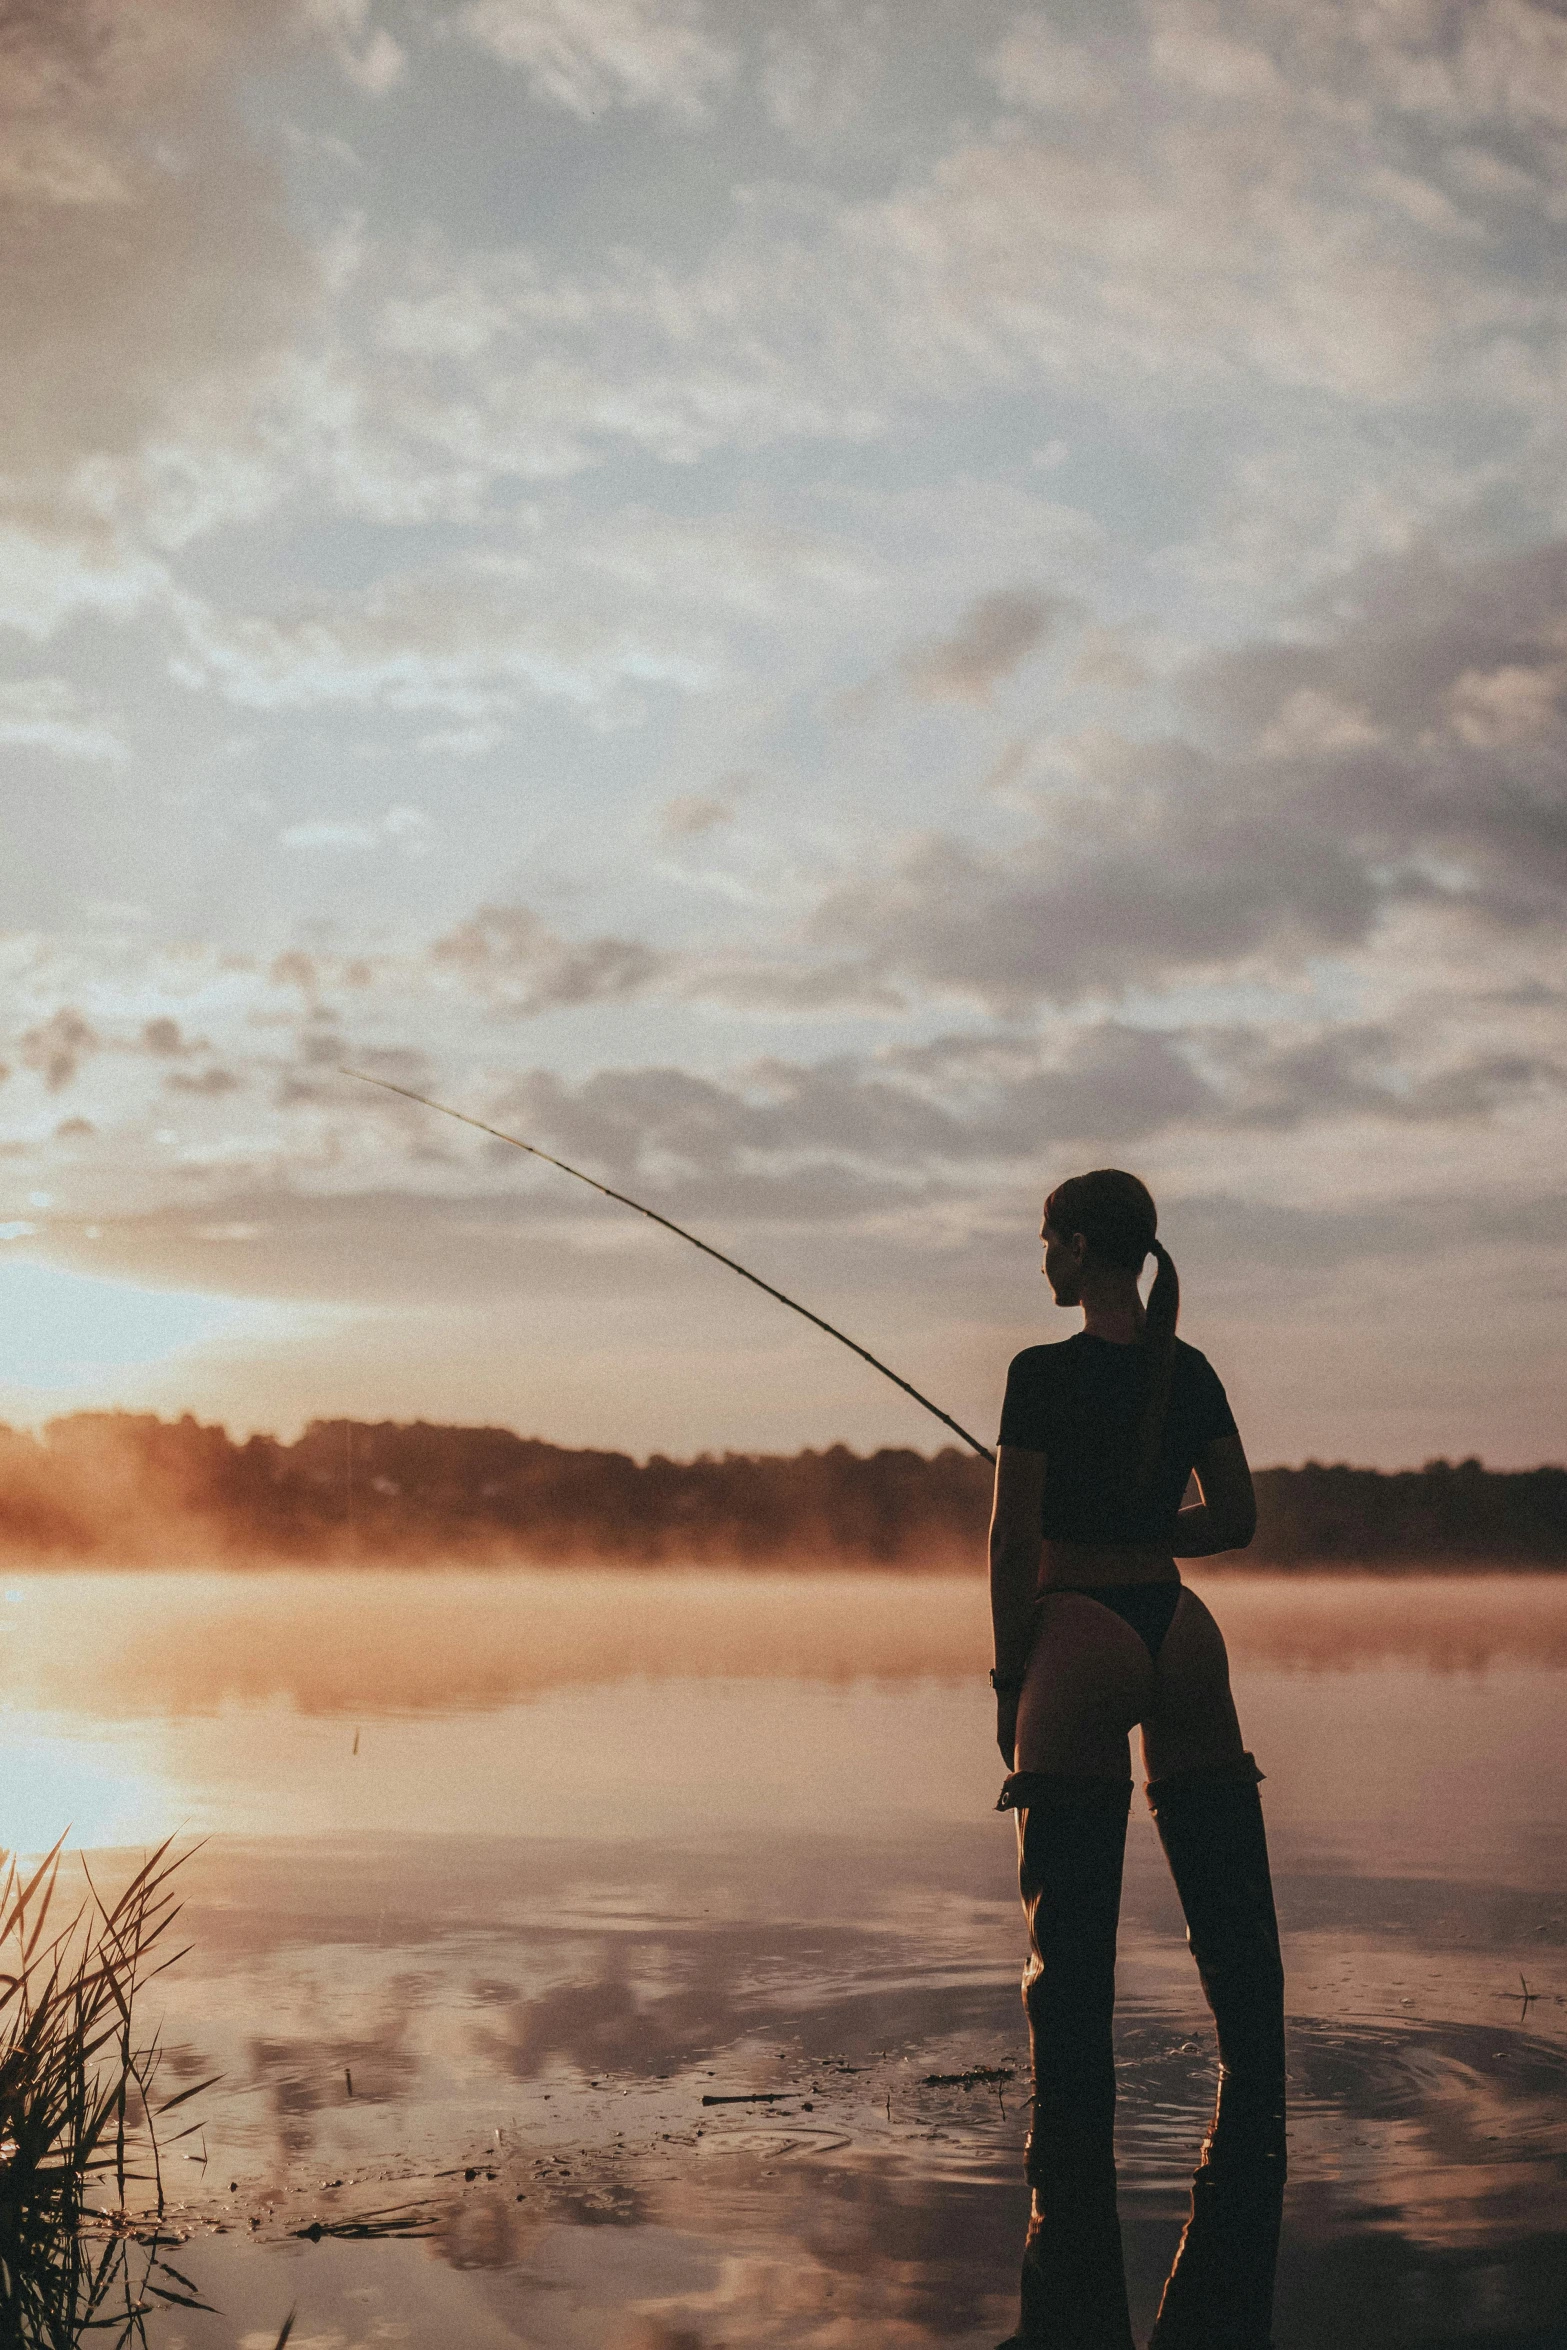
[995,1687,1020,1767]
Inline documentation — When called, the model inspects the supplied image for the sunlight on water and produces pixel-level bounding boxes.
[0,1715,183,1851]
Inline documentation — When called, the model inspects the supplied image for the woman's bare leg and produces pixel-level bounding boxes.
[1014,1593,1154,1777]
[1139,1589,1246,1780]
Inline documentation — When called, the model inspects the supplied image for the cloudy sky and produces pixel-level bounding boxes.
[2,0,1565,1465]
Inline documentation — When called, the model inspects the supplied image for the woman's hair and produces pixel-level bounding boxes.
[1043,1168,1179,1488]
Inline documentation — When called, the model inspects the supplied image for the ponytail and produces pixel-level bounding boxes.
[1042,1167,1179,1491]
[1136,1236,1180,1489]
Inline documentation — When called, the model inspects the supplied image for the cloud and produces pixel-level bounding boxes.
[1172,1182,1567,1277]
[458,0,734,121]
[430,905,669,1015]
[677,955,908,1016]
[422,1014,1567,1226]
[1287,0,1567,137]
[987,16,1113,116]
[18,1009,99,1092]
[1185,1023,1565,1130]
[301,0,406,94]
[811,538,1567,1009]
[279,806,435,854]
[761,3,887,140]
[270,950,323,999]
[886,1023,1215,1153]
[279,821,382,852]
[0,677,128,762]
[289,0,1567,547]
[0,1,314,564]
[910,1014,1564,1153]
[660,794,733,839]
[1192,538,1567,910]
[4,531,1562,1244]
[0,522,171,643]
[901,588,1070,704]
[9,0,1567,621]
[415,722,506,759]
[1194,540,1567,737]
[0,2,471,640]
[481,1061,949,1226]
[175,550,719,718]
[810,773,1377,1012]
[171,507,887,726]
[1068,627,1153,697]
[1447,661,1565,750]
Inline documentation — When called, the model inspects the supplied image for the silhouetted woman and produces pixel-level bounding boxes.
[989,1170,1286,2350]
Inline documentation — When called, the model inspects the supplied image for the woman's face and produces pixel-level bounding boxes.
[1041,1219,1085,1305]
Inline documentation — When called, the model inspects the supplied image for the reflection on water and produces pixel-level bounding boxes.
[4,1565,1567,1722]
[1,1570,1563,2345]
[0,2218,209,2349]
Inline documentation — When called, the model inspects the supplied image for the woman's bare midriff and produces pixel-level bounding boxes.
[1038,1538,1179,1589]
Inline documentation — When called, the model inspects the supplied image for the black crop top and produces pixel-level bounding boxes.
[998,1333,1237,1547]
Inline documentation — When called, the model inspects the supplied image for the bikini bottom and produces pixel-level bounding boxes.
[1053,1579,1183,1664]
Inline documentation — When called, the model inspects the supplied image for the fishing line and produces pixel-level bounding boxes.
[340,1067,996,1464]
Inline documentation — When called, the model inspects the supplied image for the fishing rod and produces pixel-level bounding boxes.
[340,1067,996,1464]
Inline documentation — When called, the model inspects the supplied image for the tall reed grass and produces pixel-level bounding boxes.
[0,1837,214,2343]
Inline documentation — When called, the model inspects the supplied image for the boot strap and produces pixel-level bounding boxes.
[1144,1752,1264,1809]
[997,1771,1134,1813]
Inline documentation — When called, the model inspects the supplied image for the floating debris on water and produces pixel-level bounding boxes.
[921,2065,1016,2088]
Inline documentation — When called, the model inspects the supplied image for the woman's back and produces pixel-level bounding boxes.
[999,1331,1236,1549]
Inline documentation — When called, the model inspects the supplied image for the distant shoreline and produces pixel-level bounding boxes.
[0,1554,1561,1576]
[2,1412,1563,1570]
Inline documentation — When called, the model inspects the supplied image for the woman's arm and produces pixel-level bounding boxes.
[990,1445,1046,1761]
[1171,1433,1257,1557]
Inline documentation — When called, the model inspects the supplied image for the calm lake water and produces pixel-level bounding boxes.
[5,1569,1565,2348]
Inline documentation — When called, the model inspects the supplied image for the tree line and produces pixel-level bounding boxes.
[0,1412,1561,1567]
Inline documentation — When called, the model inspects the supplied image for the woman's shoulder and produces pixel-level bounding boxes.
[1005,1338,1078,1380]
[1000,1340,1077,1412]
[998,1339,1079,1450]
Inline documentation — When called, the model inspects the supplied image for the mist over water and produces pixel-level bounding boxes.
[7,1569,1564,2346]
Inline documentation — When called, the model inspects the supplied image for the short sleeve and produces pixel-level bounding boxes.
[998,1348,1052,1452]
[1186,1351,1238,1449]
